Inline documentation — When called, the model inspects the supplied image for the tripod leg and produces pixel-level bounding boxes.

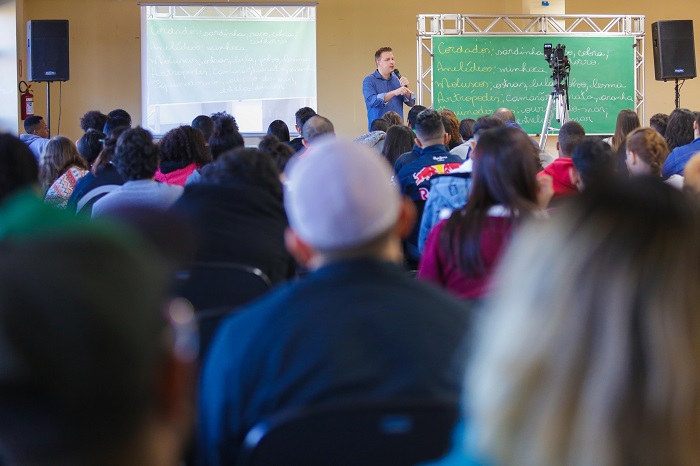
[539,93,555,150]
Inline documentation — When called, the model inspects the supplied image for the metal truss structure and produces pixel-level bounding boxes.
[142,3,316,20]
[416,14,645,120]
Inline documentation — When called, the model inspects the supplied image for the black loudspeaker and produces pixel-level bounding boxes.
[27,20,70,82]
[652,20,697,81]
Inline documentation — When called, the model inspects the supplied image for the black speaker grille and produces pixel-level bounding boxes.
[27,20,70,82]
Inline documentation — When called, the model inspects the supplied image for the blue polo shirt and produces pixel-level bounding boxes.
[661,137,700,178]
[362,69,415,130]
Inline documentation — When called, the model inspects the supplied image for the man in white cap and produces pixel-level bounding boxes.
[197,138,470,466]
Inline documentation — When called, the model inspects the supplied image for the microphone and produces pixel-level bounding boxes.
[394,69,407,87]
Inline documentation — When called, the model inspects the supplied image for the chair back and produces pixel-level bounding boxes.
[238,399,459,466]
[174,262,272,357]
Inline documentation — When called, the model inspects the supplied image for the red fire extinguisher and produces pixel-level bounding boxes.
[19,81,34,121]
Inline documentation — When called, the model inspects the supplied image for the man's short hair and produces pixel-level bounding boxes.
[407,105,427,130]
[374,46,392,62]
[295,107,317,129]
[0,133,38,203]
[472,116,505,140]
[192,115,215,141]
[414,109,446,142]
[492,108,517,123]
[370,118,390,132]
[302,115,335,144]
[459,118,476,141]
[113,127,160,181]
[23,115,44,134]
[558,121,586,157]
[571,137,616,187]
[649,113,669,136]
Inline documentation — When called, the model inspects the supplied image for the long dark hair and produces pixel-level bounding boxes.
[665,108,695,151]
[440,127,540,276]
[381,125,416,166]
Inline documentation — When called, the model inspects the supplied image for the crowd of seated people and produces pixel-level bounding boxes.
[5,101,700,466]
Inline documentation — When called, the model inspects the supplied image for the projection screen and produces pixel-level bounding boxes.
[141,3,317,136]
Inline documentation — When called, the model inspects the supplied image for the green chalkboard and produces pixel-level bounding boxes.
[431,36,636,134]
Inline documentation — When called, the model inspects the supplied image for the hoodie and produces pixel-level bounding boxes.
[19,134,49,163]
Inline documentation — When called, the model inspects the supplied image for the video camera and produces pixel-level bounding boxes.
[544,43,569,70]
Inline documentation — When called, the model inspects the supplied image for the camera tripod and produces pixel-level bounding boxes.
[539,83,570,151]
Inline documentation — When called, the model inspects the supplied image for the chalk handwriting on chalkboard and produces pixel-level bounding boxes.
[431,36,635,134]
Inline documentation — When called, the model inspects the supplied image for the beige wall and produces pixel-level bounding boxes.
[17,0,700,141]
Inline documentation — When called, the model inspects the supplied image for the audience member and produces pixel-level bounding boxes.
[664,108,695,152]
[171,148,296,284]
[68,126,127,216]
[258,134,295,173]
[392,104,426,174]
[79,110,109,133]
[662,110,700,178]
[537,121,586,202]
[103,115,131,135]
[192,115,215,143]
[418,117,505,253]
[302,115,335,147]
[605,109,640,151]
[187,114,245,186]
[156,125,211,186]
[0,133,39,204]
[605,109,640,176]
[41,136,90,209]
[406,104,427,130]
[92,127,184,217]
[418,126,551,301]
[570,137,617,190]
[0,197,195,466]
[354,117,387,151]
[108,108,132,126]
[267,119,291,142]
[394,109,462,265]
[288,106,316,152]
[492,107,553,168]
[459,118,476,141]
[371,118,390,133]
[440,109,463,151]
[381,125,416,167]
[208,113,245,160]
[76,128,105,167]
[450,118,476,160]
[382,110,404,127]
[467,178,700,466]
[625,127,670,179]
[650,112,669,136]
[198,138,469,465]
[19,115,50,162]
[210,111,239,130]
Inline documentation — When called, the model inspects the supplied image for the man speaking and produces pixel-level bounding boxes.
[362,46,415,130]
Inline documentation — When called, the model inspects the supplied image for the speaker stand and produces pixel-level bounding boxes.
[675,79,681,109]
[46,82,51,138]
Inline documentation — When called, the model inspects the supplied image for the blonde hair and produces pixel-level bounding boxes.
[468,179,700,466]
[626,127,670,177]
[40,137,89,190]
